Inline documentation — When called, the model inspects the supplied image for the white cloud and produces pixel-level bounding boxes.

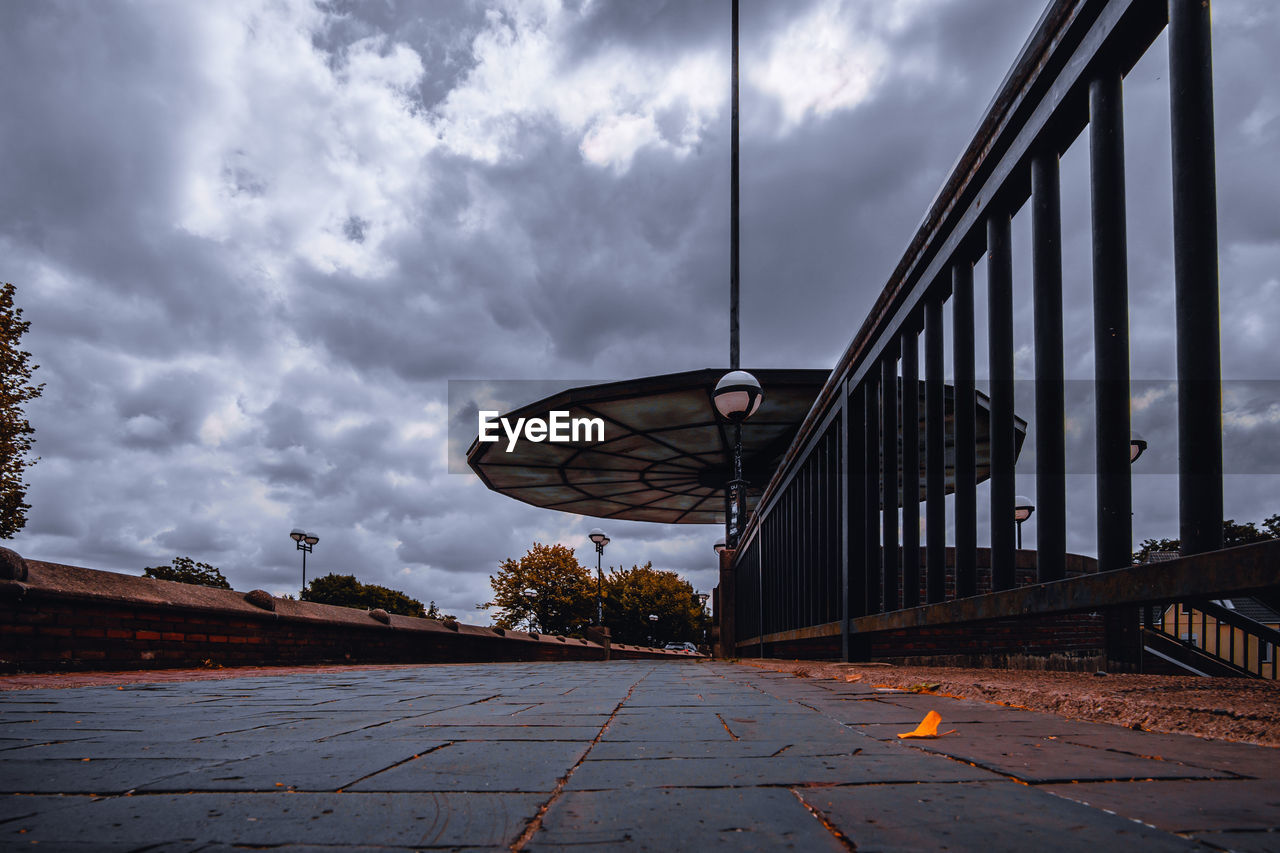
[175,0,436,280]
[430,1,723,172]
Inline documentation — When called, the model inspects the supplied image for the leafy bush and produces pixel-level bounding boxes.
[143,557,231,589]
[302,573,426,617]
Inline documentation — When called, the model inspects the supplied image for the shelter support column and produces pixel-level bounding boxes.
[716,549,736,658]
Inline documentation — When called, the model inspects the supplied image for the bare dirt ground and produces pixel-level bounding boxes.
[737,659,1280,748]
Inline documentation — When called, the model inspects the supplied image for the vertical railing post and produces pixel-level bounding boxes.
[864,377,882,614]
[901,323,921,608]
[952,263,977,597]
[988,212,1016,591]
[1090,70,1133,574]
[848,384,867,624]
[1032,151,1067,582]
[1091,69,1139,671]
[925,294,947,603]
[1169,0,1223,556]
[839,385,851,660]
[881,354,900,611]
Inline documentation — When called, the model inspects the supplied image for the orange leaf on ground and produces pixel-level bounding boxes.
[897,710,956,739]
[844,673,863,683]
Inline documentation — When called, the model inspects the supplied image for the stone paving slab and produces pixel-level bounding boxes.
[1,660,1277,850]
[1041,779,1280,833]
[327,723,607,742]
[137,740,454,792]
[1052,729,1280,778]
[800,781,1205,851]
[566,749,999,790]
[2,792,543,848]
[903,735,1236,783]
[346,740,592,792]
[0,757,233,794]
[528,787,849,852]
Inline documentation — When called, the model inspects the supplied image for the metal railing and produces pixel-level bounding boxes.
[1147,600,1280,679]
[731,0,1229,662]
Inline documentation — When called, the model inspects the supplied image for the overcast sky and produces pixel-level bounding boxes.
[3,0,1277,618]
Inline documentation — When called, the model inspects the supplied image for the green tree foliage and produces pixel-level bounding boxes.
[482,543,593,635]
[143,556,232,589]
[1,283,44,538]
[603,562,702,646]
[1134,516,1278,563]
[426,600,456,621]
[303,573,426,617]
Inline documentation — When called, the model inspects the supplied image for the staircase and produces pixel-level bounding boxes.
[1142,598,1280,678]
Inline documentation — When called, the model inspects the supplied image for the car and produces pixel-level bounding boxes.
[664,642,699,653]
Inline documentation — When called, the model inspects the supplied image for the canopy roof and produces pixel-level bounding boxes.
[467,368,1025,524]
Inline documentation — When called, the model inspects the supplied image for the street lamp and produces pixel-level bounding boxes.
[714,370,763,549]
[1013,497,1034,550]
[647,612,658,647]
[588,528,609,626]
[1130,430,1148,463]
[713,537,726,555]
[696,592,710,651]
[290,529,319,594]
[523,587,538,633]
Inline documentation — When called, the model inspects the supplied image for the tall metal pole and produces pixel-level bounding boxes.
[729,422,744,548]
[596,546,604,626]
[302,548,306,593]
[723,0,741,551]
[730,0,740,371]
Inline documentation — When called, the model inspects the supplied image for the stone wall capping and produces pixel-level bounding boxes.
[0,547,28,582]
[244,589,275,611]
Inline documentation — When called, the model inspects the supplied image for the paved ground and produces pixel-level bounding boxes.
[1,661,1278,851]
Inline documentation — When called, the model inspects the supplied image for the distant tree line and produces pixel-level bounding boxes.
[1133,514,1279,563]
[140,557,453,620]
[303,573,440,618]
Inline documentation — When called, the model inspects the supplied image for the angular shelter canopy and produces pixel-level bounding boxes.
[467,369,828,524]
[466,369,1025,524]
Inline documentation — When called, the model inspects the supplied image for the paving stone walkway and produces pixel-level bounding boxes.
[1,661,1278,851]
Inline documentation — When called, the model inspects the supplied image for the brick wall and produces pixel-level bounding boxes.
[0,555,690,673]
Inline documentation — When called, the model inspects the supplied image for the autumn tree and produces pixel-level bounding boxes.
[303,573,426,617]
[482,542,594,635]
[603,562,702,646]
[143,556,232,589]
[1,283,44,539]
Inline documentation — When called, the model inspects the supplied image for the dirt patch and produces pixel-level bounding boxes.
[737,659,1280,748]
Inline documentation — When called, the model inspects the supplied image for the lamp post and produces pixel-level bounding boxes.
[696,592,710,651]
[648,613,658,647]
[523,587,538,633]
[290,529,319,594]
[1130,430,1148,463]
[713,370,763,549]
[1014,497,1034,551]
[588,528,609,626]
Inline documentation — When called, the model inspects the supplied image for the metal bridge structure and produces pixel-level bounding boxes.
[714,0,1280,672]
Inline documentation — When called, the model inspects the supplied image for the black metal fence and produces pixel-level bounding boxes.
[732,0,1227,661]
